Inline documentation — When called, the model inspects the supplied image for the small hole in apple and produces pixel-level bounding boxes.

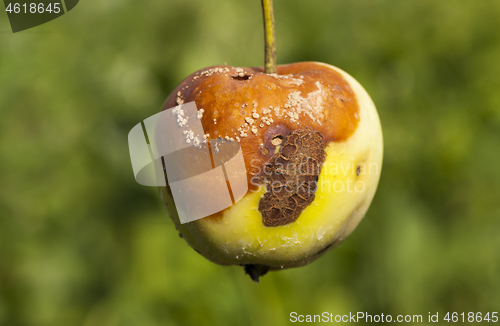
[231,74,251,81]
[271,135,284,146]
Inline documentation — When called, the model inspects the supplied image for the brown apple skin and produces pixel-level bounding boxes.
[158,62,383,274]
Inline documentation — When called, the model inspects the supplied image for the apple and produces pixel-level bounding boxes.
[157,0,383,282]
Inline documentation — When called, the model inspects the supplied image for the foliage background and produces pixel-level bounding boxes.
[1,0,500,325]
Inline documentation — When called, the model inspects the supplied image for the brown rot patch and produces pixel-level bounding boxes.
[258,128,327,227]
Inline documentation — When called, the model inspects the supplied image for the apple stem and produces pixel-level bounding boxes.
[262,0,277,74]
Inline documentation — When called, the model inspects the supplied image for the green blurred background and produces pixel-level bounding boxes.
[1,0,500,325]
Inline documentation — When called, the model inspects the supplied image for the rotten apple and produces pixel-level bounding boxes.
[157,0,383,282]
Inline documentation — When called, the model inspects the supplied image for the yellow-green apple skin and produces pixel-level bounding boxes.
[158,62,383,277]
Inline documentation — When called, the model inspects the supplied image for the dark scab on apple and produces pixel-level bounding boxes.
[258,128,327,227]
